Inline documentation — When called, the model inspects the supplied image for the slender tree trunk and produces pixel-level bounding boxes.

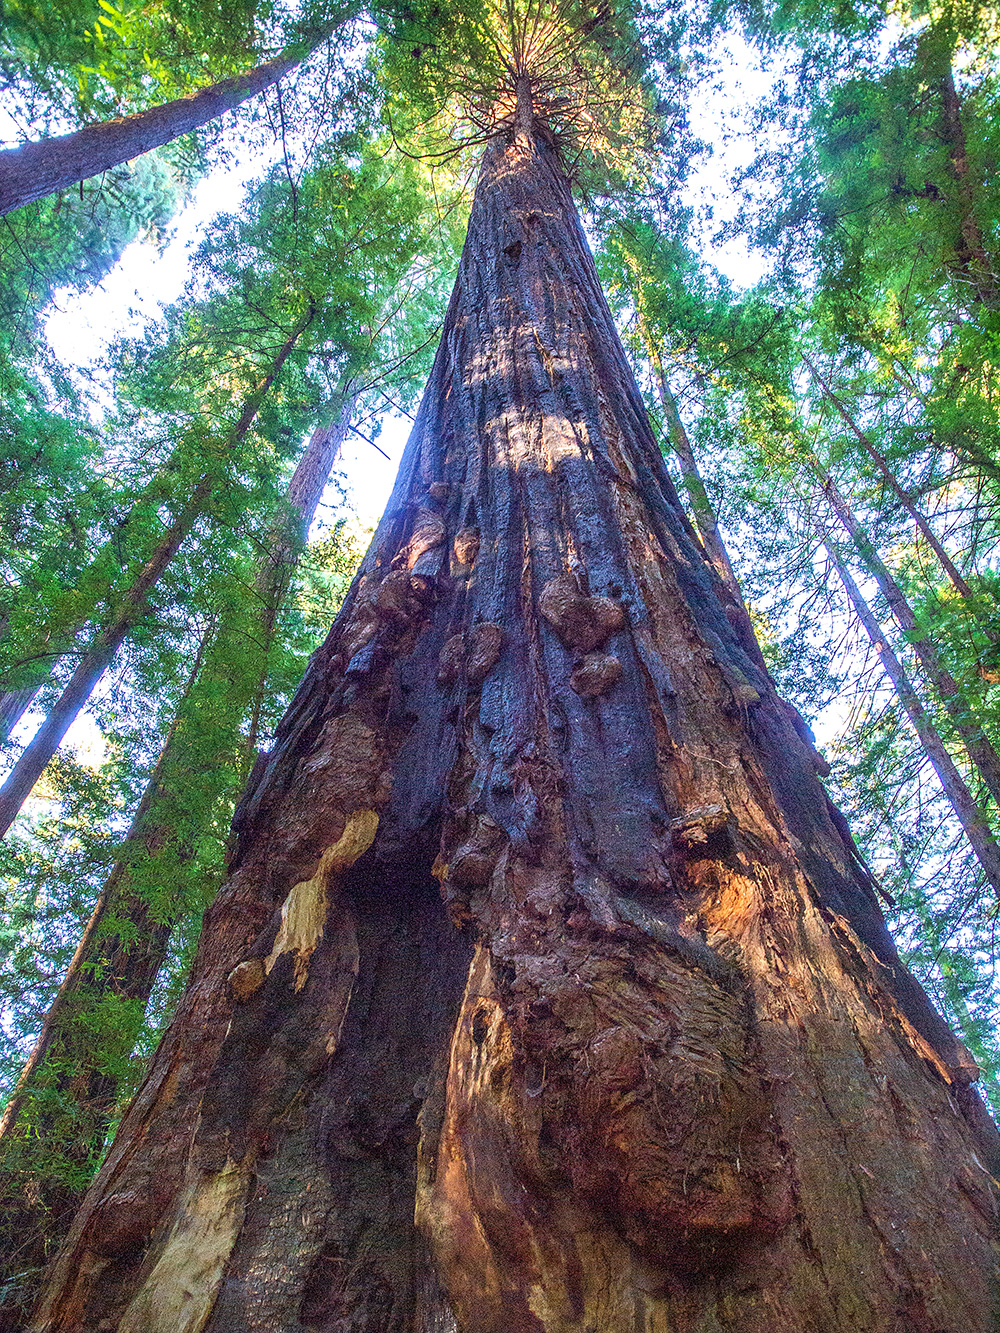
[257,396,358,639]
[937,964,1000,1111]
[619,280,769,685]
[822,533,1000,898]
[652,355,740,587]
[643,352,776,680]
[0,670,199,1148]
[0,478,212,841]
[243,395,358,758]
[620,252,743,599]
[0,684,39,742]
[0,28,341,218]
[803,352,979,599]
[0,312,312,842]
[32,124,998,1333]
[621,260,769,678]
[937,57,999,309]
[818,462,1000,808]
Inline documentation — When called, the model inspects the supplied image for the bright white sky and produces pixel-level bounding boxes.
[17,30,782,771]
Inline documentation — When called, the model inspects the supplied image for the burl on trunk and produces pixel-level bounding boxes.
[30,123,999,1333]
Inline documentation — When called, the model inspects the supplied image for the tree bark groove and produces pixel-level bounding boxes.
[30,125,999,1333]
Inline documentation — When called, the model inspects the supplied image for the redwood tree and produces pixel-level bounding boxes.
[0,31,337,219]
[31,41,1000,1333]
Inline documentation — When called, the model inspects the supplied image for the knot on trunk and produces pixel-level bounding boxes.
[539,572,624,652]
[570,651,622,697]
[80,1189,162,1258]
[228,957,265,1002]
[437,624,503,687]
[421,942,789,1313]
[433,814,506,924]
[452,526,480,568]
[374,569,438,625]
[396,507,446,573]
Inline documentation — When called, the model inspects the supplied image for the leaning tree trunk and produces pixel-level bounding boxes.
[821,529,1000,898]
[0,307,313,842]
[0,684,42,742]
[648,345,740,593]
[817,461,1000,809]
[642,346,772,682]
[802,352,981,601]
[0,26,342,218]
[31,120,999,1333]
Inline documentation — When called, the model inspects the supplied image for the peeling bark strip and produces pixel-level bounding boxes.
[34,126,1000,1332]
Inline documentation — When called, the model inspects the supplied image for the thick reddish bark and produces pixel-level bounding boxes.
[0,33,339,218]
[31,124,999,1333]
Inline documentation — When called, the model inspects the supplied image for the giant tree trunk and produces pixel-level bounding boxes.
[31,122,999,1333]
